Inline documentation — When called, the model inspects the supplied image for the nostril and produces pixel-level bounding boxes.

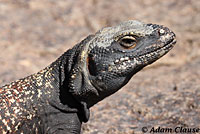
[158,29,165,35]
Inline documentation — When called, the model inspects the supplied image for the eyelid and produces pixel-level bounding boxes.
[116,35,139,42]
[118,35,139,43]
[120,35,136,40]
[114,33,141,41]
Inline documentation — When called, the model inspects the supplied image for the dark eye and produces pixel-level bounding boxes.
[119,36,137,49]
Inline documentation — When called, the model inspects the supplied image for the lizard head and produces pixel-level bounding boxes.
[68,20,176,112]
[86,20,176,100]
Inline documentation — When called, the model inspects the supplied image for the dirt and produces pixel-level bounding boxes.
[0,0,200,133]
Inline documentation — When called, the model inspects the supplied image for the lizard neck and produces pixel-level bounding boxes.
[18,49,79,113]
[41,50,79,106]
[45,48,90,122]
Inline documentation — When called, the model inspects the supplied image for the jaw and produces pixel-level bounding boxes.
[136,29,176,65]
[135,40,176,66]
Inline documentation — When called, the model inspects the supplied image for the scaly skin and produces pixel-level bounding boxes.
[0,20,176,134]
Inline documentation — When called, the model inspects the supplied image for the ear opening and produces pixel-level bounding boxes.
[87,54,97,76]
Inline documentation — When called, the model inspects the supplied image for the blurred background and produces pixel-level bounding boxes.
[0,0,200,133]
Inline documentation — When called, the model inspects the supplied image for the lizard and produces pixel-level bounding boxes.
[0,20,176,134]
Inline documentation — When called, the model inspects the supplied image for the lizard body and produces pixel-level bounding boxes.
[0,20,176,134]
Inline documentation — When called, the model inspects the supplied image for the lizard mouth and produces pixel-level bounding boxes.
[135,29,176,64]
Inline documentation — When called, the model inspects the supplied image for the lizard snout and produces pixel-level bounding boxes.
[158,26,176,47]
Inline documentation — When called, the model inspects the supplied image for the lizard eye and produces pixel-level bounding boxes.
[119,35,137,49]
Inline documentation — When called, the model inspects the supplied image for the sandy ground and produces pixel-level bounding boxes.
[0,0,200,133]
